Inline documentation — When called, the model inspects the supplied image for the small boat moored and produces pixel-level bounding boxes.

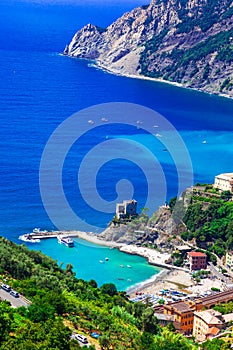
[19,234,40,243]
[57,235,74,248]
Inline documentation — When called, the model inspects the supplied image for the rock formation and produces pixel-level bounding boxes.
[64,0,233,97]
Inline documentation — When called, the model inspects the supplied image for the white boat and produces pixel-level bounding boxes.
[57,235,74,248]
[101,117,108,122]
[19,234,40,243]
[127,265,132,268]
[105,257,109,261]
[99,260,104,263]
[33,228,48,234]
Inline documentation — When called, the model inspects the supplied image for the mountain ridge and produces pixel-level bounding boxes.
[64,0,233,98]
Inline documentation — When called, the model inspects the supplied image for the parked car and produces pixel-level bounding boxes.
[75,334,88,344]
[1,283,11,292]
[90,332,100,339]
[10,290,19,298]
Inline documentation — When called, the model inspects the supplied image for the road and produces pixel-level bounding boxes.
[0,289,30,308]
[208,262,230,284]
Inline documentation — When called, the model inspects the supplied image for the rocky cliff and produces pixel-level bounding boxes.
[98,205,186,251]
[64,0,233,97]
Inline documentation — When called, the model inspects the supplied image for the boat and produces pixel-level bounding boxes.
[88,119,94,125]
[119,264,124,268]
[57,235,74,248]
[101,117,108,122]
[127,265,132,268]
[32,228,48,234]
[19,234,40,243]
[99,260,104,263]
[105,257,109,261]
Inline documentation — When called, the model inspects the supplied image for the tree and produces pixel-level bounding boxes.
[221,191,232,201]
[169,196,177,211]
[200,338,226,350]
[89,279,98,288]
[27,302,55,322]
[100,283,117,296]
[140,308,159,334]
[0,301,13,343]
[140,332,156,349]
[154,328,194,349]
[99,334,111,349]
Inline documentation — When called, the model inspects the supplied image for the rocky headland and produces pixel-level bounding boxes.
[64,0,233,98]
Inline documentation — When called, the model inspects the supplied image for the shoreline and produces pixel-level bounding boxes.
[36,230,193,294]
[126,268,169,294]
[89,60,232,101]
[73,231,194,295]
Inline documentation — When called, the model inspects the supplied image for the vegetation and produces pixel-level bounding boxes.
[0,237,198,349]
[181,196,233,257]
[1,183,232,348]
[138,0,233,92]
[213,301,233,315]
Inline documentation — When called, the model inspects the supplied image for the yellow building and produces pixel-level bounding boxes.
[163,301,196,335]
[214,173,233,193]
[193,309,224,341]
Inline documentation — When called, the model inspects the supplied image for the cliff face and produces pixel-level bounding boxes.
[64,0,233,97]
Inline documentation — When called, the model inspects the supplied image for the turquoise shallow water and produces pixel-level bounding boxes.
[30,237,160,291]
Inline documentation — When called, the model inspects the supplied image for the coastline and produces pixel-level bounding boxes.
[20,229,225,297]
[90,61,232,101]
[39,230,193,294]
[73,231,195,295]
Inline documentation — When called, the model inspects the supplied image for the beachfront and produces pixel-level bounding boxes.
[23,229,231,300]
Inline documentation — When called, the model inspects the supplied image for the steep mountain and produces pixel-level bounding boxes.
[64,0,233,97]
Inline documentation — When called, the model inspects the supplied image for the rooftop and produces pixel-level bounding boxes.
[207,326,221,336]
[194,309,223,325]
[176,245,192,252]
[165,301,195,313]
[188,252,206,257]
[223,313,233,323]
[196,288,233,306]
[215,173,233,180]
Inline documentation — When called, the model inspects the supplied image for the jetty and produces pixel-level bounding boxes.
[21,231,81,240]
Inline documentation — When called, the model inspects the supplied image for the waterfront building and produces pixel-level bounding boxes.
[188,251,207,271]
[214,173,233,193]
[116,199,137,219]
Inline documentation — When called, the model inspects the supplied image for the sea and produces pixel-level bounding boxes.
[0,0,233,290]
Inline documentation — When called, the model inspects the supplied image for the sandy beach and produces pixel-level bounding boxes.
[127,269,193,296]
[71,231,195,296]
[34,230,229,297]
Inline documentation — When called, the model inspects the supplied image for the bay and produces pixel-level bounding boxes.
[0,0,232,289]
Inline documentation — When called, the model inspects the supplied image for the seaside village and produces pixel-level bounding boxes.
[119,173,233,343]
[13,173,233,345]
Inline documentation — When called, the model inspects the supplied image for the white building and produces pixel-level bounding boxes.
[116,199,137,219]
[214,173,233,193]
[225,251,233,270]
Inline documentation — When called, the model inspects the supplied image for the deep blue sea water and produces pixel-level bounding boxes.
[0,0,233,289]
